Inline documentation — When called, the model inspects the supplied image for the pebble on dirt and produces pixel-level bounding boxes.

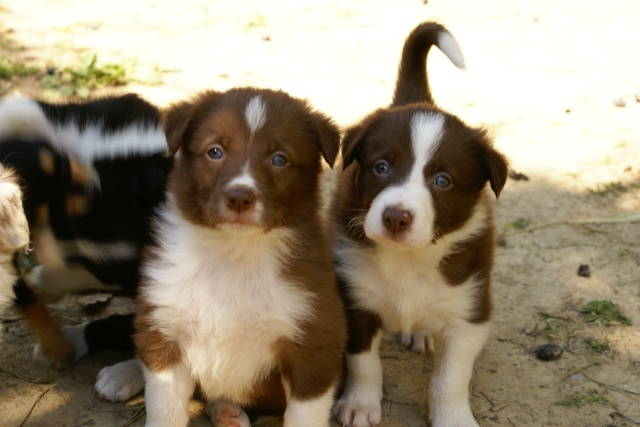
[535,344,564,361]
[577,264,591,278]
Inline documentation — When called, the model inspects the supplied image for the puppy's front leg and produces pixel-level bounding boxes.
[333,310,384,427]
[429,322,490,427]
[142,362,195,427]
[284,382,337,427]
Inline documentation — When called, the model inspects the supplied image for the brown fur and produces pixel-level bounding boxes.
[135,87,346,417]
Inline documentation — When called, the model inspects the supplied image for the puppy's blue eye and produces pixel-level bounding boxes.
[374,161,390,176]
[435,175,450,188]
[272,154,287,167]
[208,147,223,160]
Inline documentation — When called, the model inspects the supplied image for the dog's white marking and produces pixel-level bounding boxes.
[338,194,491,334]
[411,112,445,163]
[0,98,58,145]
[53,123,167,162]
[429,322,489,427]
[143,201,313,406]
[244,96,266,137]
[96,358,145,402]
[284,383,336,427]
[332,330,383,426]
[364,112,445,246]
[143,362,195,426]
[28,264,122,301]
[437,30,466,70]
[57,239,139,263]
[227,165,257,191]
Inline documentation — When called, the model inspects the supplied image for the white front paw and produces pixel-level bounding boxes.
[95,358,144,402]
[332,394,381,427]
[430,404,479,427]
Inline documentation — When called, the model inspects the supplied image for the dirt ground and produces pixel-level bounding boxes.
[1,0,639,426]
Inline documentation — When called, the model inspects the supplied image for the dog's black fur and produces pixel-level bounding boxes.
[0,94,170,367]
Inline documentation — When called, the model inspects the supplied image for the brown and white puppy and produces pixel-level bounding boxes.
[331,22,508,427]
[133,88,346,427]
[0,165,29,338]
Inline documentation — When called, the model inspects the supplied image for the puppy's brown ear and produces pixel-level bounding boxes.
[341,110,383,171]
[308,112,341,168]
[341,123,368,171]
[477,132,509,198]
[162,100,196,156]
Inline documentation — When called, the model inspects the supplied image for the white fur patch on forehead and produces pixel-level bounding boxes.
[244,96,266,135]
[410,112,445,166]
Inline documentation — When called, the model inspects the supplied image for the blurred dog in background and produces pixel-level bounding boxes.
[0,93,170,368]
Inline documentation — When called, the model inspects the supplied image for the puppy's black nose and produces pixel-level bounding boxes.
[226,187,256,213]
[382,207,413,235]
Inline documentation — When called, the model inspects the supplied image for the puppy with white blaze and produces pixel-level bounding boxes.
[134,88,346,427]
[331,22,508,427]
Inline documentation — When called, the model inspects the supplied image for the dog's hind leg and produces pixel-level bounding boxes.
[12,275,76,369]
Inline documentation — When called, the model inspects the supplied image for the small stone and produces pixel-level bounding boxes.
[577,264,591,278]
[612,97,626,107]
[570,373,584,382]
[535,344,564,361]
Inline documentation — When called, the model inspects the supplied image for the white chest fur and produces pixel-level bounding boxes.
[143,206,313,402]
[336,197,492,334]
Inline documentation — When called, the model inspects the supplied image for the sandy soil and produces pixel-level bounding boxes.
[1,0,639,426]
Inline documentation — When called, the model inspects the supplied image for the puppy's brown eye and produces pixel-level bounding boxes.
[272,154,287,167]
[208,147,223,160]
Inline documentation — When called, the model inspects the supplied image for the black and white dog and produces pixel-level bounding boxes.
[0,94,170,368]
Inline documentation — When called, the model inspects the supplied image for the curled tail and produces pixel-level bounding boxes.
[392,22,465,107]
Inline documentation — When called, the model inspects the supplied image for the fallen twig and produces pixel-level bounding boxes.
[18,388,51,427]
[0,366,53,383]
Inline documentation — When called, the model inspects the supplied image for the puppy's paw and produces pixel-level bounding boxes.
[95,358,144,402]
[33,322,88,366]
[332,395,381,427]
[430,407,479,427]
[401,330,434,354]
[205,400,251,427]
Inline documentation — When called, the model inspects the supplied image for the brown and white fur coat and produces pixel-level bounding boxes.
[331,22,508,427]
[133,88,346,427]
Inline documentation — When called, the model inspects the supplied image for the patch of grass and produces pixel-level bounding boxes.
[39,54,163,98]
[506,218,529,230]
[542,319,562,340]
[588,181,627,197]
[245,14,266,30]
[580,300,632,326]
[0,57,38,79]
[537,312,567,340]
[584,337,610,354]
[556,389,617,410]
